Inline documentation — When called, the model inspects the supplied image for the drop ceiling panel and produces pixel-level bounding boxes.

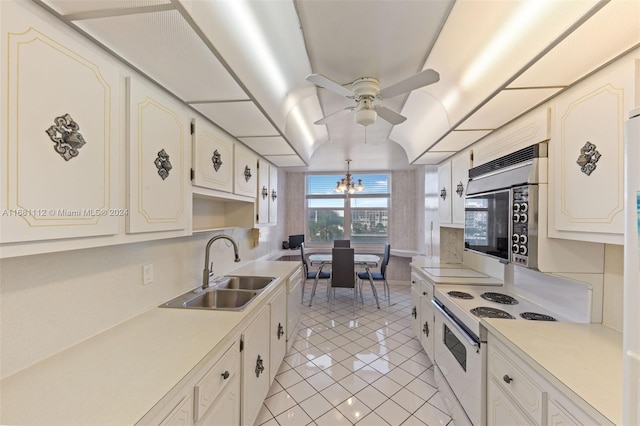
[414,152,456,165]
[239,137,295,156]
[192,101,278,137]
[265,155,306,168]
[431,130,492,152]
[42,0,170,15]
[73,10,247,102]
[457,88,560,130]
[509,1,640,88]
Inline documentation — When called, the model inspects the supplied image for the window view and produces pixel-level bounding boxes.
[306,174,390,244]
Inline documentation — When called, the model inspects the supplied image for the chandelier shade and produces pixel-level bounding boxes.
[335,159,364,194]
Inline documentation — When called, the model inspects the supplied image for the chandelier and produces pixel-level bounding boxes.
[334,159,364,194]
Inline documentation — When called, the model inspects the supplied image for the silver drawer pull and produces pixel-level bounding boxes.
[503,374,513,384]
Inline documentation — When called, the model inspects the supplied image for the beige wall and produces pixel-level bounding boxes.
[603,244,624,331]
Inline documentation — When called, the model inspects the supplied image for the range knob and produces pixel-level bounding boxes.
[512,244,520,253]
[513,214,520,223]
[520,234,528,244]
[519,245,528,255]
[513,203,521,212]
[520,203,529,212]
[520,213,528,223]
[512,234,520,243]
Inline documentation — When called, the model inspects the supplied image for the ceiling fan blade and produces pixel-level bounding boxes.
[377,69,440,99]
[313,107,354,125]
[374,106,407,125]
[306,74,354,98]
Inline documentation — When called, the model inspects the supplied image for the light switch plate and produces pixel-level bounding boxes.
[143,264,154,285]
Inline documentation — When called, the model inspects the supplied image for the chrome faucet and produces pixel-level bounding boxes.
[202,235,241,289]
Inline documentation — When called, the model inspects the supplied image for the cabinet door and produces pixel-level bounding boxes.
[438,161,452,225]
[550,59,635,243]
[1,1,119,244]
[192,118,233,193]
[257,159,269,224]
[242,306,270,426]
[234,143,258,198]
[410,274,422,338]
[127,76,189,233]
[451,152,470,226]
[269,286,287,384]
[269,164,278,224]
[487,378,535,426]
[419,281,435,363]
[197,374,240,426]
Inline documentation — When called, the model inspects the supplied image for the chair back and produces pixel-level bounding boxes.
[380,243,391,277]
[331,248,355,288]
[333,239,351,248]
[300,242,309,275]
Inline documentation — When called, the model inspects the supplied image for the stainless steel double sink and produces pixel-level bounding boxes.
[160,276,276,311]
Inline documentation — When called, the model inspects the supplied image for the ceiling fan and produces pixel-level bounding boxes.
[307,69,439,127]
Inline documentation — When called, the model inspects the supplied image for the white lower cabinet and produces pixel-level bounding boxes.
[269,286,287,384]
[410,273,422,338]
[486,332,613,426]
[242,306,271,426]
[410,270,435,363]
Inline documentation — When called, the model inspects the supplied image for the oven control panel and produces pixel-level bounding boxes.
[511,186,530,266]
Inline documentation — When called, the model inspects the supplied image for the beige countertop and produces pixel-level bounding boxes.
[410,257,503,285]
[482,319,623,425]
[0,260,300,426]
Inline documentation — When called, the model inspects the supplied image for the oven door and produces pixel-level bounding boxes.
[464,189,511,261]
[433,300,481,426]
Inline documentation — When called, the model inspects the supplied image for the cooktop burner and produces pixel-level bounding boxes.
[520,312,557,321]
[447,291,474,299]
[481,292,519,305]
[470,306,516,319]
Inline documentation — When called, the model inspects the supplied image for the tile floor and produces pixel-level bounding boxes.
[254,279,455,426]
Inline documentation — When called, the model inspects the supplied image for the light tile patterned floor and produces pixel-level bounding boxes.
[254,280,455,426]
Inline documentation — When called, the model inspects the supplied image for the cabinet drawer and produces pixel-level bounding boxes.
[487,341,545,425]
[194,342,240,422]
[487,375,536,426]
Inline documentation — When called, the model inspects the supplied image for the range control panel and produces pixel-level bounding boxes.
[511,186,530,266]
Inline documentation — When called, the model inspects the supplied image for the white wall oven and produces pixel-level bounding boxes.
[464,143,546,270]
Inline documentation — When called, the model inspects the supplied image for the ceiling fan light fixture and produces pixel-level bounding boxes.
[355,108,377,127]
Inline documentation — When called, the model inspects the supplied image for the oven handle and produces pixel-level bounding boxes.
[432,300,480,353]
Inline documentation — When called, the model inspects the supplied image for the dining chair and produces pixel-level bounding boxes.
[300,242,330,302]
[333,239,351,248]
[329,248,357,313]
[358,243,391,306]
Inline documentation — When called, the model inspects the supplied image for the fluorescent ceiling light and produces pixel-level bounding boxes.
[461,0,554,88]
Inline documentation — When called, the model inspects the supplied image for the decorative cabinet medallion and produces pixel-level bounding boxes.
[192,119,233,193]
[1,4,119,246]
[576,142,601,176]
[244,165,252,182]
[212,149,222,172]
[45,113,86,161]
[456,182,464,197]
[154,149,172,180]
[440,187,447,200]
[127,77,188,234]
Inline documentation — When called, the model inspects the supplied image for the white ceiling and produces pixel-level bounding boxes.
[38,0,640,173]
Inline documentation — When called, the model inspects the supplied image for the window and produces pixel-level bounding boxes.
[306,173,390,244]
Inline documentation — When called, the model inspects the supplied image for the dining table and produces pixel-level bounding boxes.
[308,253,381,309]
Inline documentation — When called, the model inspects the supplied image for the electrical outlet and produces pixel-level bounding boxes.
[143,264,154,285]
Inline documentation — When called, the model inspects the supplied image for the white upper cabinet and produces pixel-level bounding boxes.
[438,150,469,228]
[548,55,636,244]
[126,76,190,234]
[192,119,234,193]
[0,0,120,245]
[268,164,278,224]
[437,160,452,226]
[234,143,258,198]
[257,159,270,224]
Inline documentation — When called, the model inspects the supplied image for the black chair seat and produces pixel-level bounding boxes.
[358,271,383,280]
[308,271,331,280]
